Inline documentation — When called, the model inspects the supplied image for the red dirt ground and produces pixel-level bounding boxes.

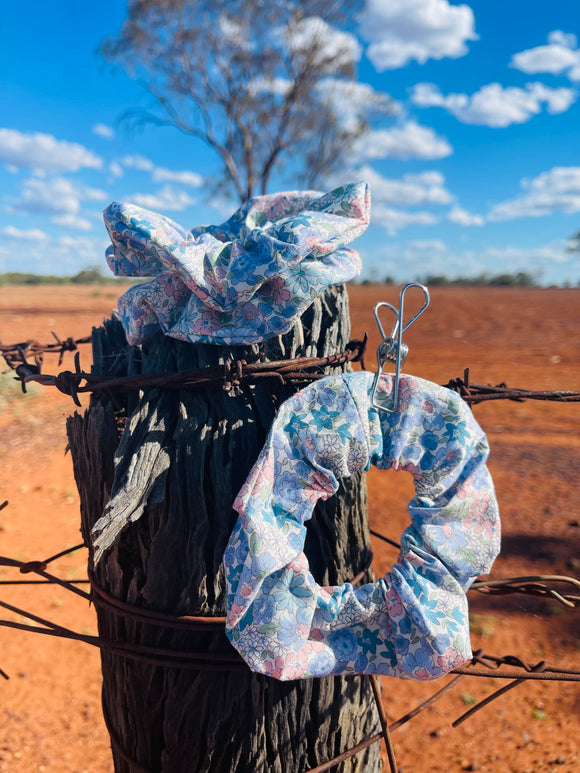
[0,284,578,773]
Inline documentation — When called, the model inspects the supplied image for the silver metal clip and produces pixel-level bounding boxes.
[370,282,430,413]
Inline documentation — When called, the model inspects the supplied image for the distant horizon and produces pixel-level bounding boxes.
[1,269,578,289]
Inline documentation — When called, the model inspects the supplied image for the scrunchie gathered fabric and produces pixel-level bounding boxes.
[225,372,501,681]
[103,182,369,346]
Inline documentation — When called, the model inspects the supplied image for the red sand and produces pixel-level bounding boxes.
[0,284,578,773]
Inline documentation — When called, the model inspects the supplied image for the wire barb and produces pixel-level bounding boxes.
[2,337,369,402]
[0,534,578,771]
[1,327,579,769]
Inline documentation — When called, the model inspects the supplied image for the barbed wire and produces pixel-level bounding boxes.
[444,368,580,404]
[0,333,91,369]
[1,330,579,771]
[0,548,578,773]
[1,332,579,407]
[1,478,579,773]
[470,574,580,608]
[1,536,578,679]
[2,334,368,406]
[0,534,579,772]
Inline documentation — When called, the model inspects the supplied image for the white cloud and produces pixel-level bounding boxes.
[411,81,577,127]
[405,239,446,252]
[316,78,397,132]
[359,0,477,71]
[207,194,239,220]
[82,186,108,202]
[356,165,452,205]
[54,234,110,267]
[9,177,82,216]
[116,156,203,187]
[0,232,110,275]
[484,242,573,268]
[0,225,49,242]
[252,74,397,134]
[248,76,292,97]
[0,128,102,172]
[448,206,484,226]
[218,15,249,47]
[549,31,578,49]
[284,16,362,71]
[362,238,576,285]
[6,176,107,229]
[152,167,203,187]
[511,31,580,81]
[52,213,93,231]
[488,166,580,221]
[131,185,196,211]
[372,203,439,234]
[356,121,452,160]
[120,154,155,172]
[109,161,123,178]
[92,123,115,139]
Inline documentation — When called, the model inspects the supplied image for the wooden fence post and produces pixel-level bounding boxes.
[67,284,382,773]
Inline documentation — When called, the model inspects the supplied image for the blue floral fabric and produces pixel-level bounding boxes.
[225,372,501,681]
[103,183,369,346]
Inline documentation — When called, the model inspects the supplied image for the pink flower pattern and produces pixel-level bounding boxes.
[103,183,370,346]
[224,372,501,681]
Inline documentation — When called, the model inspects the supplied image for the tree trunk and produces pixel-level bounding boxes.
[67,284,381,773]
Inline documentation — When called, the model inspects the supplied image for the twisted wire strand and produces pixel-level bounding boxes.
[1,539,578,772]
[1,332,579,769]
[2,334,579,405]
[1,543,577,679]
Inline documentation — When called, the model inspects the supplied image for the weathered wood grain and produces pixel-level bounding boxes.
[67,285,381,773]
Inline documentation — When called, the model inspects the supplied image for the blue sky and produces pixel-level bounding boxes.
[1,0,580,284]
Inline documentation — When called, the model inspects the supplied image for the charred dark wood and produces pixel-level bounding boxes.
[67,285,381,773]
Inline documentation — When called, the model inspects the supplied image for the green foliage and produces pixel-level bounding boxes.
[0,272,70,286]
[70,265,107,284]
[568,228,580,251]
[355,271,550,287]
[488,271,535,286]
[0,266,123,285]
[468,613,496,638]
[414,271,538,287]
[0,372,40,408]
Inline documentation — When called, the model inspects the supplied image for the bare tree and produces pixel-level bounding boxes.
[102,0,394,201]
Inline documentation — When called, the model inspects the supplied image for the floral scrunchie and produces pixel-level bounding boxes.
[103,182,370,346]
[225,372,501,681]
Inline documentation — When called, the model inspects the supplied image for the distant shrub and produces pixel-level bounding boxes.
[70,266,108,284]
[0,265,124,286]
[488,271,535,287]
[0,272,69,286]
[415,271,538,288]
[420,274,449,286]
[0,372,40,408]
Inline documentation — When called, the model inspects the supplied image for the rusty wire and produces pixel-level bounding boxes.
[470,574,580,608]
[1,536,579,772]
[1,331,579,770]
[444,367,580,404]
[1,543,578,683]
[2,336,368,407]
[2,332,580,407]
[0,333,91,370]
